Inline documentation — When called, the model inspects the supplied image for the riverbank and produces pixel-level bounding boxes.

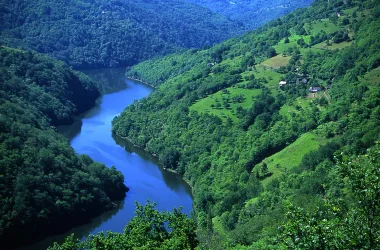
[116,75,194,191]
[114,133,195,192]
[24,69,193,250]
[126,77,157,89]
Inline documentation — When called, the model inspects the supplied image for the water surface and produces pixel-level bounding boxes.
[24,68,193,249]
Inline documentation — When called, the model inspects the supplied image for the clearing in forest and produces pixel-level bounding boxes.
[260,54,290,69]
[255,132,328,187]
[190,87,261,122]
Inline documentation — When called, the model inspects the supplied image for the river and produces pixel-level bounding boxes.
[23,68,193,250]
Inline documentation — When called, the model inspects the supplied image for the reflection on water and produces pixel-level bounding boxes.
[21,68,193,250]
[20,201,124,250]
[69,200,124,237]
[57,120,82,141]
[112,134,193,197]
[112,133,159,164]
[81,68,129,94]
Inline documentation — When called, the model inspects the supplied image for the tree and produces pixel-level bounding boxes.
[342,17,350,25]
[261,162,268,175]
[297,38,306,47]
[279,144,380,249]
[267,47,277,58]
[330,14,339,25]
[160,147,180,169]
[337,143,380,248]
[50,202,198,250]
[278,201,350,249]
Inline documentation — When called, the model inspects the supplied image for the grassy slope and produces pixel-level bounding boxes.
[360,66,380,88]
[312,40,353,50]
[190,62,285,122]
[260,55,290,69]
[221,13,350,122]
[306,19,342,35]
[258,132,328,187]
[241,66,283,90]
[127,10,354,89]
[190,88,262,122]
[113,1,379,248]
[129,4,359,133]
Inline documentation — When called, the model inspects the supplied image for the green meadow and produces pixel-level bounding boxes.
[257,132,328,187]
[190,87,262,122]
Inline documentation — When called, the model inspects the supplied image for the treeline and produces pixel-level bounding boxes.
[185,0,313,30]
[113,0,380,248]
[0,47,128,248]
[0,0,244,69]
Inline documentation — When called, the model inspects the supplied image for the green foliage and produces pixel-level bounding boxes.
[190,87,261,123]
[278,202,350,249]
[126,49,209,87]
[0,0,244,68]
[113,0,380,248]
[49,202,198,250]
[261,55,291,69]
[0,47,99,124]
[279,144,380,249]
[1,0,378,249]
[0,47,127,247]
[337,143,380,248]
[184,0,313,30]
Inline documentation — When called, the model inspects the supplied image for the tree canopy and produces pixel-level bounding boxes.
[0,0,244,68]
[0,46,128,247]
[185,0,312,30]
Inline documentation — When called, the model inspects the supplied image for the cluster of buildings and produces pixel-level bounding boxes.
[278,74,331,93]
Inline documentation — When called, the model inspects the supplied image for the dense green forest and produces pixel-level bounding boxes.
[1,0,379,249]
[0,0,244,68]
[114,0,380,248]
[0,46,127,248]
[185,0,313,30]
[0,0,314,69]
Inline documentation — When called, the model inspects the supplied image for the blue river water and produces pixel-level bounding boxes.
[23,68,193,249]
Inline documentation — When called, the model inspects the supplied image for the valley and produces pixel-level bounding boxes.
[1,0,379,249]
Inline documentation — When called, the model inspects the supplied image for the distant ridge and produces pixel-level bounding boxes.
[184,0,313,30]
[0,0,243,68]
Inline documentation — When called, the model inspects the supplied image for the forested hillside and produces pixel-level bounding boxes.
[114,0,380,248]
[0,0,243,69]
[0,47,127,248]
[185,0,313,30]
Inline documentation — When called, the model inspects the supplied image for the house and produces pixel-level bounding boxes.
[279,81,287,87]
[309,87,322,93]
